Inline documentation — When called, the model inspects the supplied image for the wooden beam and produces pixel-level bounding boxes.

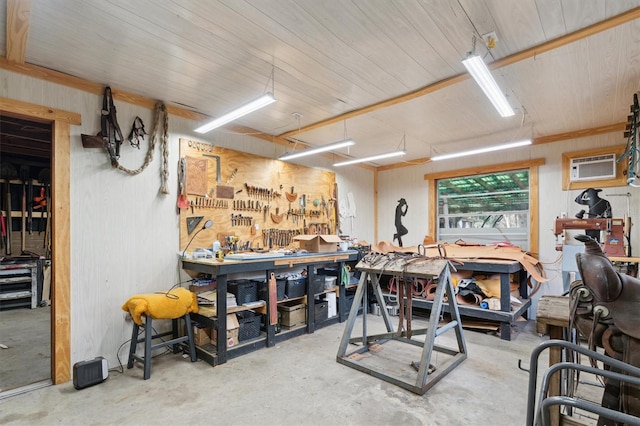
[373,169,378,244]
[0,58,215,123]
[488,7,640,72]
[0,59,377,177]
[533,122,627,145]
[529,165,540,257]
[278,73,469,139]
[51,119,71,384]
[377,157,432,172]
[0,59,312,150]
[0,96,81,125]
[424,159,545,181]
[278,6,640,140]
[6,0,30,64]
[2,4,635,171]
[381,122,625,172]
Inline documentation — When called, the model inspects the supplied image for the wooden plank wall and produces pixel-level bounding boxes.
[179,138,336,253]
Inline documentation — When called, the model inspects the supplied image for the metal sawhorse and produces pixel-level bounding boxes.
[336,254,467,394]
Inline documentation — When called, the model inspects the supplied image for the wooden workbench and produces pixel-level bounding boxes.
[394,258,531,340]
[182,250,359,366]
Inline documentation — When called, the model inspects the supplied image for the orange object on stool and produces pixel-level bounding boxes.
[122,287,199,379]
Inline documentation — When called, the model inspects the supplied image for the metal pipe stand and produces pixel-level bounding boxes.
[336,256,467,395]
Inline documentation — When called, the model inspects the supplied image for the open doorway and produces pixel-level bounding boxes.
[0,112,53,396]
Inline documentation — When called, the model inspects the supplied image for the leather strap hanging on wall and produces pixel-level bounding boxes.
[81,86,124,164]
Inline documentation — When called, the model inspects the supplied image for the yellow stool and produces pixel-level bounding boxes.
[122,288,199,380]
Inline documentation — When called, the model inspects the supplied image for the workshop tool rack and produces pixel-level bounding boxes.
[0,260,39,309]
[182,250,359,366]
[336,254,467,395]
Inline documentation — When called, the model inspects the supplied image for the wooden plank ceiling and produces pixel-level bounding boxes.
[1,0,639,168]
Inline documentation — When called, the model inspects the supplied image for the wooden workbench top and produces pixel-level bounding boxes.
[536,295,569,334]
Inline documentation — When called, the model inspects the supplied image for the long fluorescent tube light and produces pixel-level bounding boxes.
[431,139,532,161]
[279,139,355,161]
[333,150,406,167]
[194,93,276,133]
[462,54,515,118]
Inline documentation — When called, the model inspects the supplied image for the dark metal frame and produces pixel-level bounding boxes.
[526,340,640,426]
[336,258,467,395]
[183,251,359,366]
[127,315,197,380]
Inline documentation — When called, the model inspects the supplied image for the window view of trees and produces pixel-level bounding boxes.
[437,170,530,249]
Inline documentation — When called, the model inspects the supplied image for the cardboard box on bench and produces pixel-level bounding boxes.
[294,234,342,253]
[212,314,240,348]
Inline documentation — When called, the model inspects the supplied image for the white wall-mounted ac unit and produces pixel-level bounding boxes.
[570,153,617,181]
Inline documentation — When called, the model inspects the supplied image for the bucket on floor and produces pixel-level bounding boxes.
[386,302,399,316]
[371,303,381,316]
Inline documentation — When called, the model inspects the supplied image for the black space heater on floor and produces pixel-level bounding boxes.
[73,356,109,390]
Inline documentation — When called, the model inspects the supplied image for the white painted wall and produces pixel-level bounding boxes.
[2,67,637,369]
[0,69,375,370]
[377,133,639,318]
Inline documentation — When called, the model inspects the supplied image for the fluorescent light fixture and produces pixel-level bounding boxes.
[333,150,406,167]
[279,139,355,161]
[462,54,515,118]
[194,93,276,133]
[431,139,532,161]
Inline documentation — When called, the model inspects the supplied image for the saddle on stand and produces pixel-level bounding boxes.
[570,234,640,424]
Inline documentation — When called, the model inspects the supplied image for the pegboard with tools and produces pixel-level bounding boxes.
[178,138,338,254]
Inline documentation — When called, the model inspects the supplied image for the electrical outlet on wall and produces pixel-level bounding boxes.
[482,31,498,49]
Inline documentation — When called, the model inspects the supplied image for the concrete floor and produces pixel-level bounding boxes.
[0,306,51,391]
[0,315,555,426]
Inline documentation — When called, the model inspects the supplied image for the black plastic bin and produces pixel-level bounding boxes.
[285,277,306,299]
[236,311,261,342]
[258,278,285,301]
[314,300,328,322]
[310,275,326,295]
[228,279,258,305]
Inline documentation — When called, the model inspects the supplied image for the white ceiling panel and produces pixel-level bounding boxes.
[4,0,640,167]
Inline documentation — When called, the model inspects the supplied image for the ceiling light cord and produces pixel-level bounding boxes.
[264,62,276,97]
[398,133,406,152]
[343,121,353,156]
[286,112,303,153]
[280,139,355,161]
[333,133,407,167]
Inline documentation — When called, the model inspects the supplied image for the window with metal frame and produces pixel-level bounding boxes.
[436,169,530,250]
